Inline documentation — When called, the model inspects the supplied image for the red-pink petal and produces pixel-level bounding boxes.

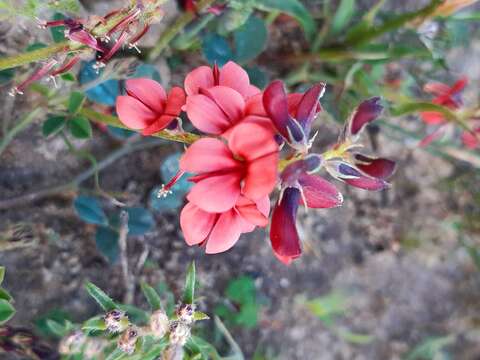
[298,174,343,208]
[354,155,396,179]
[462,130,479,149]
[228,123,279,161]
[186,93,233,134]
[205,210,244,254]
[187,172,241,212]
[423,82,451,96]
[350,97,383,136]
[419,126,447,147]
[164,86,186,116]
[270,187,302,260]
[218,61,253,98]
[68,29,104,52]
[450,77,468,94]
[180,202,217,246]
[344,176,388,191]
[116,95,155,130]
[244,152,278,200]
[180,138,240,173]
[125,78,166,114]
[295,83,325,136]
[184,65,214,96]
[263,80,291,139]
[420,111,446,125]
[199,86,245,125]
[142,115,177,135]
[245,93,267,116]
[236,197,269,227]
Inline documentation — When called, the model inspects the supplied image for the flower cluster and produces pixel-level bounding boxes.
[9,0,165,96]
[115,61,396,264]
[420,77,480,148]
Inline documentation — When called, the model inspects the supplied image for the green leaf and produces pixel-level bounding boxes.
[233,15,268,63]
[235,302,258,328]
[193,311,210,321]
[0,299,15,325]
[50,13,66,43]
[60,72,76,82]
[406,336,455,360]
[126,207,155,236]
[183,261,196,304]
[68,115,92,139]
[68,91,85,114]
[0,68,15,86]
[85,282,117,311]
[42,115,66,137]
[0,288,12,302]
[141,282,162,311]
[331,0,356,35]
[255,0,315,41]
[225,276,256,304]
[306,292,349,323]
[185,336,220,360]
[46,319,69,338]
[335,329,374,344]
[0,267,4,284]
[82,316,107,331]
[202,33,234,66]
[117,304,150,325]
[105,348,127,360]
[74,196,108,226]
[95,226,119,263]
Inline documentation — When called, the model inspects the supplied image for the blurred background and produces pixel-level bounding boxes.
[1,0,480,359]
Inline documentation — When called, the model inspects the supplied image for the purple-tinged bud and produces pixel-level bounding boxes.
[9,59,58,96]
[270,187,302,265]
[348,97,383,138]
[353,154,396,180]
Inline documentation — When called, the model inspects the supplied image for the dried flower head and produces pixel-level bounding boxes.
[150,310,170,338]
[104,309,129,333]
[117,326,139,354]
[169,321,191,346]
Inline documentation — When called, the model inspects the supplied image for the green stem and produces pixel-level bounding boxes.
[343,0,442,46]
[79,108,201,144]
[0,108,43,157]
[60,131,101,191]
[0,43,69,71]
[147,0,217,60]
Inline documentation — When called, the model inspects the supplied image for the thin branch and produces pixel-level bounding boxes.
[118,210,134,304]
[0,138,165,210]
[79,107,200,144]
[0,108,44,157]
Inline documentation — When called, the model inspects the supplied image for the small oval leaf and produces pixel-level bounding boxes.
[74,196,108,226]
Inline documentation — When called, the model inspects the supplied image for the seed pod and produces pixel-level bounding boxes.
[169,321,191,346]
[150,310,169,338]
[117,326,139,354]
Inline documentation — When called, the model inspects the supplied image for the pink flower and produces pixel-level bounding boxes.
[180,123,279,213]
[116,78,186,136]
[180,196,269,254]
[420,77,467,125]
[184,61,259,98]
[185,85,274,136]
[461,120,480,149]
